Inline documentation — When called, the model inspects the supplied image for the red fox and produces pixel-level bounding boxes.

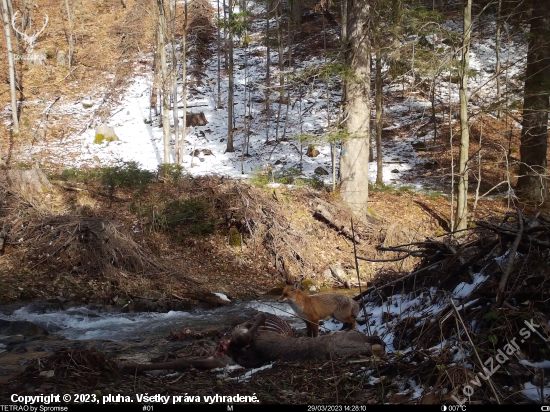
[278,281,360,337]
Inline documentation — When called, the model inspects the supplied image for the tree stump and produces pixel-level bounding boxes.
[186,112,208,127]
[0,169,53,196]
[57,51,67,66]
[94,125,119,144]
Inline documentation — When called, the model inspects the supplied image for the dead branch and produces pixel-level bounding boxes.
[313,204,362,244]
[496,208,524,305]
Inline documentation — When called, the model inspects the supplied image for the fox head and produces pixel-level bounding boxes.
[277,281,302,303]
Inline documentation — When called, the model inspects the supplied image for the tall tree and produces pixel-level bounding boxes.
[274,5,284,142]
[455,0,471,231]
[169,0,179,163]
[495,0,502,119]
[516,1,550,202]
[223,0,227,70]
[340,0,347,43]
[375,47,383,186]
[179,0,188,164]
[15,0,30,56]
[290,0,302,25]
[226,3,235,152]
[374,4,384,186]
[265,0,271,142]
[339,0,371,218]
[217,0,222,108]
[157,0,171,164]
[1,0,19,141]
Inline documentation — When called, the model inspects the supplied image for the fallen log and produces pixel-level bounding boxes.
[330,265,351,289]
[313,205,362,244]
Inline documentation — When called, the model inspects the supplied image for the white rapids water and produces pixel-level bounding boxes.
[0,300,323,341]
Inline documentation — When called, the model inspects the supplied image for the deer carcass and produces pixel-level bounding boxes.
[118,312,385,374]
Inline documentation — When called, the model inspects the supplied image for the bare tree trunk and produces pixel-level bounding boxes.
[282,18,292,140]
[151,6,158,117]
[290,0,301,25]
[472,116,482,218]
[157,0,171,164]
[339,0,371,219]
[180,0,187,164]
[265,1,271,142]
[65,0,73,69]
[1,0,19,138]
[516,1,550,202]
[456,0,471,231]
[217,0,222,108]
[223,0,227,70]
[170,0,179,163]
[4,0,11,21]
[375,47,383,186]
[495,0,502,119]
[340,0,347,44]
[241,31,249,173]
[226,2,235,152]
[323,13,329,130]
[274,6,284,142]
[431,72,437,141]
[15,0,31,56]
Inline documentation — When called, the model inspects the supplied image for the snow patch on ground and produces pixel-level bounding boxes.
[213,293,231,302]
[522,381,550,402]
[224,363,273,382]
[13,3,526,193]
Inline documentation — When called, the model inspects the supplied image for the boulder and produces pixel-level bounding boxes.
[167,299,195,311]
[314,167,329,175]
[82,99,94,109]
[197,292,231,308]
[26,301,64,314]
[307,145,320,157]
[0,320,49,337]
[94,125,119,144]
[133,298,158,312]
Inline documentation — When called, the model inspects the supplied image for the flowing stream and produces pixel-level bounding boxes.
[0,299,310,341]
[0,287,363,345]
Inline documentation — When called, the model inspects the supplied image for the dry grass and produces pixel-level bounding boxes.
[0,0,156,163]
[0,170,447,303]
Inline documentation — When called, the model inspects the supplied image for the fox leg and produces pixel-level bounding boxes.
[310,320,319,337]
[340,322,351,330]
[305,321,312,337]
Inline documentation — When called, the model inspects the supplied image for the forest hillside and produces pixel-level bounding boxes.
[0,0,549,405]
